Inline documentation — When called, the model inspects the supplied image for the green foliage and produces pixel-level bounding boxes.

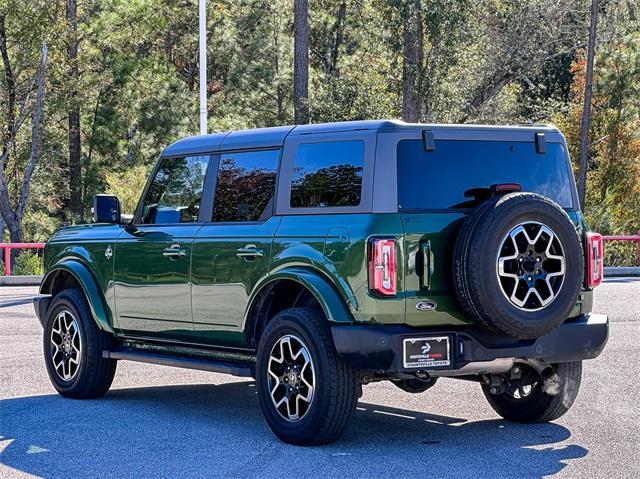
[583,189,639,267]
[105,164,152,214]
[554,28,640,266]
[11,251,44,276]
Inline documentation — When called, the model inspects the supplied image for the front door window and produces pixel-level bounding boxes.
[140,155,210,224]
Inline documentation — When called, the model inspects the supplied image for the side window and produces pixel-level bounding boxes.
[290,140,364,208]
[212,149,279,222]
[140,155,209,224]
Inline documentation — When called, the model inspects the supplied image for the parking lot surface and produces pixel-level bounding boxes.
[1,279,639,478]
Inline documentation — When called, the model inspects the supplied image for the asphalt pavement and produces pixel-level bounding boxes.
[1,280,638,478]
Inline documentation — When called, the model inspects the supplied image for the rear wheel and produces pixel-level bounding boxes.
[256,307,358,445]
[481,361,582,422]
[43,289,117,398]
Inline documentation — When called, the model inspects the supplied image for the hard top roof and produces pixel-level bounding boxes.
[162,119,560,157]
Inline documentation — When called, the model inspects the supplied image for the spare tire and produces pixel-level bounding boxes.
[453,192,583,339]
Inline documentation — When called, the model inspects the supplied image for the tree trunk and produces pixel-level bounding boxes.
[577,0,599,210]
[67,0,82,221]
[0,16,15,161]
[293,0,309,124]
[323,0,347,82]
[402,0,423,123]
[0,42,48,249]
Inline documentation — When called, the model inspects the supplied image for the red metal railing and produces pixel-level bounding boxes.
[0,242,45,276]
[602,231,640,266]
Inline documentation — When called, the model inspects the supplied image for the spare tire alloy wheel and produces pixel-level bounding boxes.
[267,334,315,422]
[50,309,83,381]
[453,193,584,339]
[497,221,565,311]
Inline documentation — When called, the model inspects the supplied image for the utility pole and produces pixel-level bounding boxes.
[199,0,207,135]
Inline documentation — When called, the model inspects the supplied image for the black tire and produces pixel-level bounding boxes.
[256,307,358,445]
[453,192,584,339]
[43,288,117,398]
[482,361,582,422]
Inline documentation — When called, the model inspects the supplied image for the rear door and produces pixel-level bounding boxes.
[191,149,281,347]
[397,135,577,328]
[114,155,211,340]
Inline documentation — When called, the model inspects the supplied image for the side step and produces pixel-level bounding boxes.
[103,350,254,378]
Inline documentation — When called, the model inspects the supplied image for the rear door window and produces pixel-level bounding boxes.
[212,149,279,222]
[290,140,364,208]
[397,140,575,210]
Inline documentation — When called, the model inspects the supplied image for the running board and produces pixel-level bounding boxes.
[103,350,254,378]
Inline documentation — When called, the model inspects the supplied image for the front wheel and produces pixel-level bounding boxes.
[43,289,117,398]
[481,361,582,422]
[256,307,359,445]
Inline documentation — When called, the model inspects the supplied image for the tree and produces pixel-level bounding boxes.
[460,0,585,122]
[577,0,599,209]
[66,0,82,220]
[0,18,48,245]
[402,0,423,122]
[294,0,309,124]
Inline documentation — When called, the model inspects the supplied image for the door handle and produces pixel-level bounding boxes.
[236,244,264,260]
[163,244,187,259]
[421,241,435,290]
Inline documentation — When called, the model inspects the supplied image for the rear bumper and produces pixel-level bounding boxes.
[331,313,609,374]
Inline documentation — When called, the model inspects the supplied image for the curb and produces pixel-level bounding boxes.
[0,275,43,286]
[604,267,640,277]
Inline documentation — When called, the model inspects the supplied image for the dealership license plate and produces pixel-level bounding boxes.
[403,336,451,369]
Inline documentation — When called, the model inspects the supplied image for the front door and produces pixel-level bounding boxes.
[114,154,211,340]
[191,149,281,347]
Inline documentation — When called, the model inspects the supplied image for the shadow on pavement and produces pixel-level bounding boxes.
[0,298,36,308]
[1,382,587,478]
[603,277,640,284]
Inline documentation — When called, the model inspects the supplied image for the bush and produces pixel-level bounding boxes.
[604,241,640,267]
[11,251,44,276]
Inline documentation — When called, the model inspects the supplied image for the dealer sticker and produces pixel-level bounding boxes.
[403,336,451,369]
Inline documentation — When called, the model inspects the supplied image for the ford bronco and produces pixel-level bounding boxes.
[34,120,608,445]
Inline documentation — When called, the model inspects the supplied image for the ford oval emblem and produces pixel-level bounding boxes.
[416,300,437,312]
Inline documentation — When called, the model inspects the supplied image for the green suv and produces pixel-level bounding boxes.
[34,120,608,445]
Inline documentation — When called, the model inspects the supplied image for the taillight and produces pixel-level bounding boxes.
[586,232,603,288]
[368,238,397,296]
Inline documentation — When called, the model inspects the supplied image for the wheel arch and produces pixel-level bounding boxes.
[244,267,354,348]
[40,259,115,334]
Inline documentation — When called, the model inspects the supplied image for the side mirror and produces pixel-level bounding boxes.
[93,194,121,224]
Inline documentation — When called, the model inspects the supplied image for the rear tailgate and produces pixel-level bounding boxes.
[397,135,579,327]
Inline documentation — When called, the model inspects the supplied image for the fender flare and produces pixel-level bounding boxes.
[40,259,114,334]
[245,266,355,327]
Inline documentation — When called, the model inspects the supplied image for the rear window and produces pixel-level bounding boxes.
[290,140,364,208]
[397,139,575,210]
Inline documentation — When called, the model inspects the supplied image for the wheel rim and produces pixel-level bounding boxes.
[496,221,566,311]
[267,334,315,422]
[50,310,82,381]
[507,382,538,399]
